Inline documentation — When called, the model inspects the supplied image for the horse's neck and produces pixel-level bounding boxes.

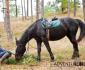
[19,22,35,46]
[19,30,31,46]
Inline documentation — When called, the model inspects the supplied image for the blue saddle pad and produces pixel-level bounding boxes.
[42,19,61,28]
[49,20,61,28]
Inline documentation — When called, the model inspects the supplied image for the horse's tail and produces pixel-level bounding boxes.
[76,19,85,42]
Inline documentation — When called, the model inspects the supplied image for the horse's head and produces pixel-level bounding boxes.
[15,38,26,61]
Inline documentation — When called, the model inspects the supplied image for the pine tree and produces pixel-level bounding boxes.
[68,0,70,16]
[27,0,29,16]
[36,0,40,19]
[24,0,26,19]
[82,0,85,21]
[4,0,13,43]
[41,0,44,17]
[31,0,33,22]
[21,0,24,19]
[74,0,76,16]
[15,0,17,17]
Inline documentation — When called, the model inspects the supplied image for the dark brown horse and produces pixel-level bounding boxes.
[15,17,85,61]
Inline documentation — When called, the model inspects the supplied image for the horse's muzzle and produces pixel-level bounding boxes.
[15,55,21,61]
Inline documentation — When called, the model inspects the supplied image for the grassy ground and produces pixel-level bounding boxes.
[0,11,85,70]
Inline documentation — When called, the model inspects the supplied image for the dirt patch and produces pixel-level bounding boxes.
[1,60,85,70]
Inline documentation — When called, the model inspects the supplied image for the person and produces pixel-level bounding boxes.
[0,47,12,63]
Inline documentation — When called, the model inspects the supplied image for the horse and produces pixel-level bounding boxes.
[15,17,85,61]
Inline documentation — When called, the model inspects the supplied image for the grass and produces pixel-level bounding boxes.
[3,47,73,65]
[20,54,38,65]
[4,54,38,66]
[2,45,85,66]
[4,58,17,64]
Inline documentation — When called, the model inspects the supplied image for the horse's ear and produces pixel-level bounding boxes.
[15,37,18,43]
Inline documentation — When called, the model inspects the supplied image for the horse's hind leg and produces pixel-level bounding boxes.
[67,34,79,59]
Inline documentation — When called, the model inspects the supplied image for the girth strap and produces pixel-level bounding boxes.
[46,29,50,40]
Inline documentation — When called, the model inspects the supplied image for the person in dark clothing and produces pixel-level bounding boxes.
[0,48,12,63]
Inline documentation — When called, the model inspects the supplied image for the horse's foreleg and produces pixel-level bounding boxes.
[36,40,42,61]
[42,38,54,61]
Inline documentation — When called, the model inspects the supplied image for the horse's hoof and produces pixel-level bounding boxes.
[50,59,56,65]
[50,59,55,62]
[72,53,79,59]
[50,60,56,65]
[73,58,81,66]
[72,56,79,59]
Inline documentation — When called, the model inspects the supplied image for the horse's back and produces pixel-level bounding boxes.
[48,17,78,41]
[62,17,79,32]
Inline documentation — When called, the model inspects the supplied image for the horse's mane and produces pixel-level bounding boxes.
[28,18,44,29]
[19,18,44,41]
[21,18,44,36]
[26,19,41,30]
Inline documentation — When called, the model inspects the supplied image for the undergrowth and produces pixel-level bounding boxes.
[4,54,38,66]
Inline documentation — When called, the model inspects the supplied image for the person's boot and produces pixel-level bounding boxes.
[0,52,11,63]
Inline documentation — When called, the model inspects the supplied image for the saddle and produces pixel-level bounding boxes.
[41,19,61,39]
[42,19,61,29]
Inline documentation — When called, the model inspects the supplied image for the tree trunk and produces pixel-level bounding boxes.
[31,0,33,22]
[41,0,44,17]
[2,0,5,18]
[15,0,17,17]
[24,0,26,19]
[74,0,76,17]
[82,0,85,21]
[36,0,40,19]
[68,0,70,17]
[4,0,13,43]
[27,0,29,16]
[21,0,24,19]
